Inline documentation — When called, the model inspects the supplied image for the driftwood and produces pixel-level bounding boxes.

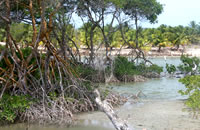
[94,89,131,130]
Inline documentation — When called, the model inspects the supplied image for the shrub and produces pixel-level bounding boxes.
[179,75,200,113]
[113,56,163,79]
[113,56,139,78]
[166,63,176,74]
[147,64,163,74]
[178,55,200,75]
[0,94,32,122]
[75,64,97,80]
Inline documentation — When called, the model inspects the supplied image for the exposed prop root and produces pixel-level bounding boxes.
[21,96,95,125]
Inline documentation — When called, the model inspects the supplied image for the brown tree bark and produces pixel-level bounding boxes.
[29,0,37,45]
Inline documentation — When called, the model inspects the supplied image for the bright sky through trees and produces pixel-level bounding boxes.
[143,0,200,28]
[73,0,200,29]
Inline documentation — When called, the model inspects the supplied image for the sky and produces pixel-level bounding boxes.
[73,0,200,28]
[143,0,200,28]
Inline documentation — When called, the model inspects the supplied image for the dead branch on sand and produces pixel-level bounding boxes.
[94,89,131,130]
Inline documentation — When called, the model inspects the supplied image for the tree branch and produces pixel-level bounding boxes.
[0,0,5,6]
[94,89,131,130]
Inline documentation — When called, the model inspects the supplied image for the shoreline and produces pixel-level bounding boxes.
[79,45,200,57]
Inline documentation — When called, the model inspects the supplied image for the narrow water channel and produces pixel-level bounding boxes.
[1,57,199,130]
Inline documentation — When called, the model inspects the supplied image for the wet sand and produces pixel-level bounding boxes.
[77,100,200,130]
[124,100,200,130]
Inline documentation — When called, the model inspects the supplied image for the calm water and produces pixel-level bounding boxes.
[0,124,114,130]
[149,57,181,67]
[0,57,186,130]
[107,77,186,100]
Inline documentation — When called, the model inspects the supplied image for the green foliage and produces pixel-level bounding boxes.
[179,75,200,112]
[76,21,200,50]
[0,94,32,122]
[0,45,6,51]
[114,56,139,78]
[48,91,58,101]
[187,21,200,44]
[178,55,200,75]
[15,47,34,63]
[178,56,200,113]
[135,63,163,74]
[20,47,32,59]
[166,63,176,74]
[75,64,97,80]
[0,28,6,42]
[147,64,163,74]
[122,0,163,23]
[113,56,163,79]
[82,80,94,91]
[10,23,33,44]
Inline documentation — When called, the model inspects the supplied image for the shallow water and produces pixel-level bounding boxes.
[107,77,187,100]
[149,57,181,67]
[0,57,189,130]
[0,123,114,130]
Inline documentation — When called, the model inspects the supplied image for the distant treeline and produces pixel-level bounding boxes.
[1,21,200,51]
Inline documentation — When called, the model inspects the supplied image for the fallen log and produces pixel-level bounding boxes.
[94,89,131,130]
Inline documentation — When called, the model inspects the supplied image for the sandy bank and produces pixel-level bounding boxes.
[79,45,200,57]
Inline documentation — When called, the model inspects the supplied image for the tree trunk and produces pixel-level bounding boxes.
[29,0,37,45]
[89,25,96,65]
[135,16,139,49]
[158,46,161,52]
